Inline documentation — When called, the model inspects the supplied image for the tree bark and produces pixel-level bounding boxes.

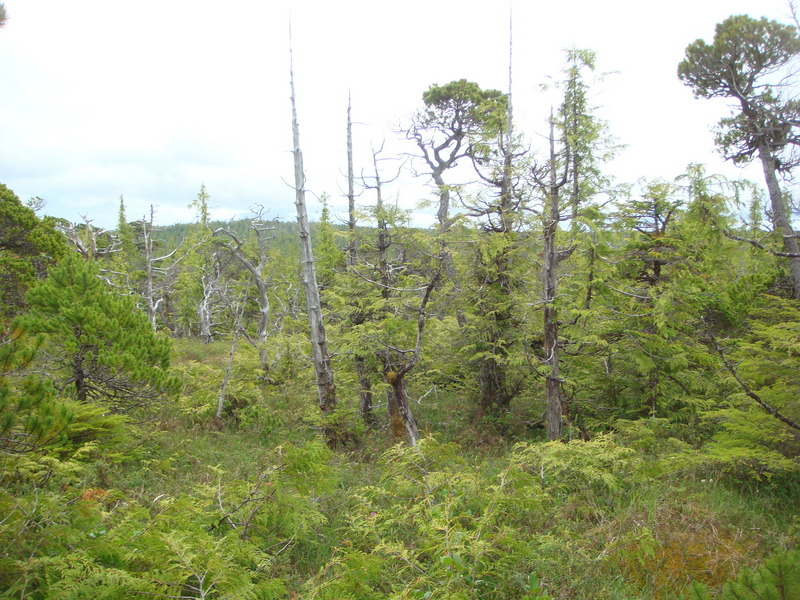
[346,93,357,269]
[289,42,337,418]
[755,138,800,299]
[385,369,420,446]
[344,98,376,427]
[543,116,565,441]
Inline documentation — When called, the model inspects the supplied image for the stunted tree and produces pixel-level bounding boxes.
[459,76,525,422]
[173,186,217,339]
[678,15,800,298]
[358,147,443,445]
[342,97,376,426]
[346,93,358,268]
[140,206,179,330]
[20,254,179,412]
[409,80,505,231]
[525,49,617,439]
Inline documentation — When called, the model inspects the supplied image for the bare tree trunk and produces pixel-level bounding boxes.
[543,116,565,441]
[385,270,440,446]
[346,93,357,269]
[346,96,376,426]
[289,40,337,420]
[197,280,214,342]
[384,370,420,446]
[197,262,222,343]
[756,139,800,300]
[141,207,171,331]
[217,292,247,420]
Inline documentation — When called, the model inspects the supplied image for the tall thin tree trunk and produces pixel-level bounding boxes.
[346,93,357,269]
[217,290,248,420]
[213,224,273,376]
[289,38,337,420]
[142,208,159,331]
[543,116,564,440]
[477,16,518,420]
[346,96,376,426]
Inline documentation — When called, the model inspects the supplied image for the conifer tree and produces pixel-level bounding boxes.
[460,81,524,422]
[174,185,219,340]
[19,254,179,412]
[0,331,71,455]
[679,15,800,298]
[0,183,67,328]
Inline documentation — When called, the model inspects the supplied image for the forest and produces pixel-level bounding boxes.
[2,9,800,600]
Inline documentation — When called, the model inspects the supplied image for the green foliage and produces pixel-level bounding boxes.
[678,15,800,100]
[0,440,333,599]
[422,79,508,136]
[6,16,800,600]
[0,182,67,326]
[307,437,551,599]
[697,295,800,482]
[511,434,639,498]
[678,15,800,168]
[0,331,71,457]
[19,254,180,412]
[687,550,800,600]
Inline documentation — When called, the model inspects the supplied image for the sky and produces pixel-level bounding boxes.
[0,0,797,230]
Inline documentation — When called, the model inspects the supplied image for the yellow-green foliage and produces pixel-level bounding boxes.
[697,295,800,482]
[308,437,550,599]
[510,434,639,498]
[0,440,333,599]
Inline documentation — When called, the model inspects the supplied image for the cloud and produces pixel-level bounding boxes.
[0,0,793,231]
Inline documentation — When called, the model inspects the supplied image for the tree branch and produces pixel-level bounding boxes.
[723,229,800,257]
[712,337,800,432]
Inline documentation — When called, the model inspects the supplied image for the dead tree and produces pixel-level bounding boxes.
[344,96,377,427]
[214,210,275,374]
[59,217,120,260]
[141,206,179,331]
[289,37,337,422]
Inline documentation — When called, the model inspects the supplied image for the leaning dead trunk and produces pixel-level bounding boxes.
[289,40,337,420]
[384,369,420,446]
[214,219,274,376]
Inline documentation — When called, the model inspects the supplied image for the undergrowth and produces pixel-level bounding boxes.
[1,342,797,599]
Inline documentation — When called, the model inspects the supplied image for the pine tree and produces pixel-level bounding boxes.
[19,254,180,412]
[0,330,71,455]
[0,183,67,328]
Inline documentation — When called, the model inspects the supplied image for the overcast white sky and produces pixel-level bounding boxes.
[0,0,796,229]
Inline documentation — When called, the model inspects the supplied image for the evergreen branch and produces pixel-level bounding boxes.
[723,230,800,257]
[352,269,430,293]
[712,338,800,433]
